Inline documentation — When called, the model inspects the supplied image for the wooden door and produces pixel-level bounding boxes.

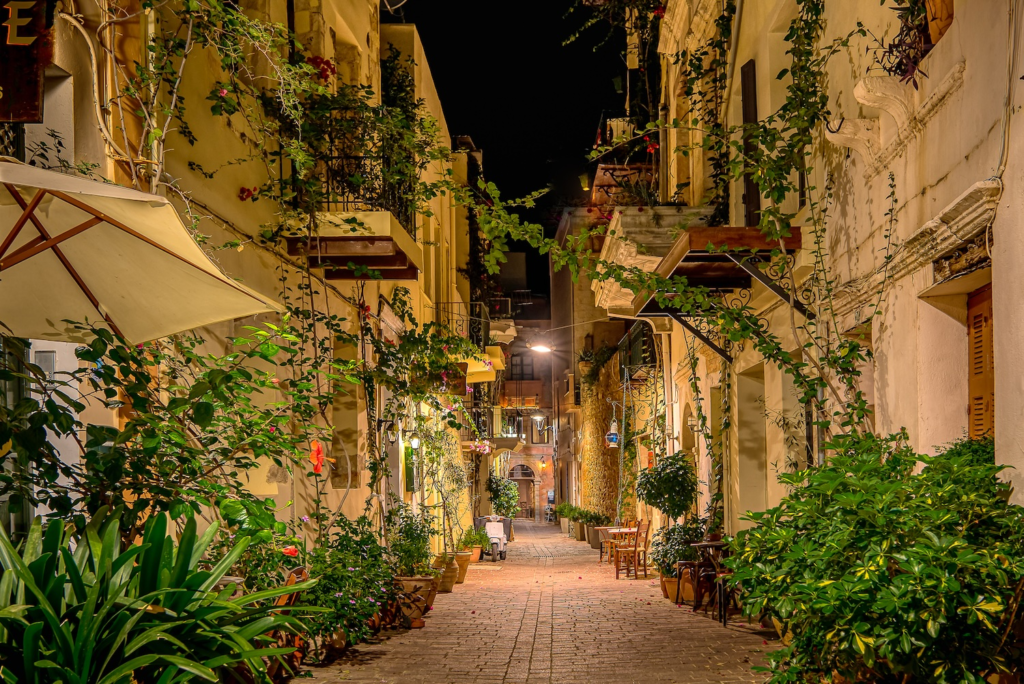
[740,59,760,228]
[968,285,994,438]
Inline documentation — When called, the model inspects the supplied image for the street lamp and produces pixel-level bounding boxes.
[408,431,421,450]
[377,419,399,446]
[527,340,552,353]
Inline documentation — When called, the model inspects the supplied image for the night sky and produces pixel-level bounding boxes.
[383,1,626,295]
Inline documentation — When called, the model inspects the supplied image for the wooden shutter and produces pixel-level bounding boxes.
[968,285,994,439]
[740,60,760,227]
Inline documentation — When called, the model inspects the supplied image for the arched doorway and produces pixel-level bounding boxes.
[510,464,535,520]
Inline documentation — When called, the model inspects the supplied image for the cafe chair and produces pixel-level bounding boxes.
[613,521,650,580]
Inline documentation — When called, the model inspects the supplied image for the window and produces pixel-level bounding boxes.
[509,354,534,381]
[740,59,761,227]
[33,350,56,388]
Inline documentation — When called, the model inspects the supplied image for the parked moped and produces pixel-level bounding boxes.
[478,515,508,562]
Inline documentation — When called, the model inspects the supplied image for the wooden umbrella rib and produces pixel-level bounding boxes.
[0,187,46,259]
[0,217,103,270]
[48,190,274,308]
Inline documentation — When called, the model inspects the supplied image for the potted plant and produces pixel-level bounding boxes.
[460,526,489,563]
[650,518,705,604]
[554,502,573,535]
[589,512,611,550]
[572,508,588,542]
[453,547,473,584]
[386,504,437,625]
[432,552,460,593]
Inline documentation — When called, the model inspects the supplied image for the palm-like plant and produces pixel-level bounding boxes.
[0,508,315,683]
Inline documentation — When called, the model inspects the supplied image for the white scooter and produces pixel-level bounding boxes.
[482,516,507,562]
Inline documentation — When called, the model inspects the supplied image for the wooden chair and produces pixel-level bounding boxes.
[266,566,310,683]
[597,527,615,563]
[612,521,650,579]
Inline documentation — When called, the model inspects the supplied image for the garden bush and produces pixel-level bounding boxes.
[303,515,395,649]
[486,474,520,518]
[0,509,310,683]
[636,449,699,520]
[728,434,1024,683]
[650,517,705,577]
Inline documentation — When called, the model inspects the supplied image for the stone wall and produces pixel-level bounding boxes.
[579,360,621,517]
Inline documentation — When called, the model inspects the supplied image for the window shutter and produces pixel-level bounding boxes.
[967,285,994,439]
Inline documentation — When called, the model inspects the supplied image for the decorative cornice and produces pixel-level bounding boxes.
[831,179,1000,316]
[825,61,966,179]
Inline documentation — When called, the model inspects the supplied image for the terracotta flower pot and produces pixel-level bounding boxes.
[663,576,681,603]
[659,575,669,599]
[454,551,472,583]
[469,545,482,563]
[438,561,459,593]
[394,576,433,622]
[425,576,439,609]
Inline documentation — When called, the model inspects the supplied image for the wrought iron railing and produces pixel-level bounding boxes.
[618,324,655,380]
[469,302,490,350]
[318,155,417,236]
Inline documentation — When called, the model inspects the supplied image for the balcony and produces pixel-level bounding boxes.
[590,164,656,207]
[502,379,545,407]
[284,211,422,281]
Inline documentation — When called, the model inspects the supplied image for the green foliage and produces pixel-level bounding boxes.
[649,518,705,576]
[302,516,395,649]
[460,526,490,549]
[0,509,312,683]
[636,450,699,519]
[727,435,1024,683]
[0,323,337,543]
[385,503,435,577]
[577,344,616,386]
[553,502,576,520]
[486,475,520,518]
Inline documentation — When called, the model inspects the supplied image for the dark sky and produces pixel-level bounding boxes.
[383,1,625,294]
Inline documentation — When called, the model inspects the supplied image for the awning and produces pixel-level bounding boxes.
[0,159,282,342]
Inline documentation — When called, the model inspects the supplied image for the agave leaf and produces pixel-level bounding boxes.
[123,624,191,657]
[95,655,162,684]
[22,621,43,680]
[230,579,318,607]
[0,526,74,657]
[197,537,250,595]
[190,521,219,571]
[139,515,167,598]
[168,518,197,590]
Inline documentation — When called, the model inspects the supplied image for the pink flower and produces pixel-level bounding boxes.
[309,440,325,474]
[281,546,299,557]
[218,88,227,97]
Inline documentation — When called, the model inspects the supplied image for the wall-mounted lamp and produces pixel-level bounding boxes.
[605,418,620,448]
[686,415,699,432]
[377,419,399,446]
[408,431,421,450]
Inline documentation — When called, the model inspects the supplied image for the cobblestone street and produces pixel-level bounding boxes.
[309,522,775,684]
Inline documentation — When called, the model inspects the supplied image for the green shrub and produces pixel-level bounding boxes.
[553,502,575,519]
[486,474,520,518]
[0,509,310,683]
[636,449,698,519]
[303,516,394,649]
[385,503,435,577]
[649,518,705,576]
[727,434,1024,683]
[460,526,490,548]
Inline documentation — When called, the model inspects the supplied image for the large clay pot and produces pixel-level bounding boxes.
[469,545,482,563]
[395,576,433,622]
[659,575,669,599]
[560,517,569,535]
[425,576,439,609]
[573,521,587,542]
[438,561,459,593]
[454,551,472,583]
[588,525,602,550]
[664,576,681,603]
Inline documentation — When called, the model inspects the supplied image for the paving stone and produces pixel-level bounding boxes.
[307,522,777,683]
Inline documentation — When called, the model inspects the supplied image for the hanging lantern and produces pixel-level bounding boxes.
[605,419,620,448]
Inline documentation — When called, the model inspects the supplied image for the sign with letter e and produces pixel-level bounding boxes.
[1,0,56,123]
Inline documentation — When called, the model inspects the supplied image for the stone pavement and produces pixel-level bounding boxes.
[308,521,776,684]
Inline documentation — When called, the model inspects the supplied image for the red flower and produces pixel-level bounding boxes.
[309,440,325,474]
[653,5,665,18]
[282,546,299,557]
[238,187,253,201]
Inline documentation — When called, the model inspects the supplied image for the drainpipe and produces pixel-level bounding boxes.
[659,101,670,204]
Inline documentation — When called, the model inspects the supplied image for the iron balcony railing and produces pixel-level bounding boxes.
[435,301,490,351]
[618,324,655,380]
[319,155,417,236]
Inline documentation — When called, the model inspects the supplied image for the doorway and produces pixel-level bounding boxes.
[510,464,536,519]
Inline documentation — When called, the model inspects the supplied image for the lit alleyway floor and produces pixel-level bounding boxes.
[308,521,777,684]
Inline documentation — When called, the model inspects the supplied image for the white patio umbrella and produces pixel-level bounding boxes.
[0,158,283,342]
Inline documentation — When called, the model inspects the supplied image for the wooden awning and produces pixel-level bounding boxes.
[285,211,422,281]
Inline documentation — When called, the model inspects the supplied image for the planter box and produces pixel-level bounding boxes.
[560,517,569,535]
[573,521,587,541]
[588,525,601,550]
[664,574,695,604]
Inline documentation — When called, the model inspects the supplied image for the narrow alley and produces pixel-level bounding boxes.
[310,522,775,684]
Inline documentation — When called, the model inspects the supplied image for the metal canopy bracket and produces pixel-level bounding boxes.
[722,251,816,320]
[667,312,733,363]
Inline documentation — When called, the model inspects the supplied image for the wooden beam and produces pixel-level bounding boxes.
[0,217,103,270]
[0,187,46,259]
[306,253,410,269]
[285,236,397,257]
